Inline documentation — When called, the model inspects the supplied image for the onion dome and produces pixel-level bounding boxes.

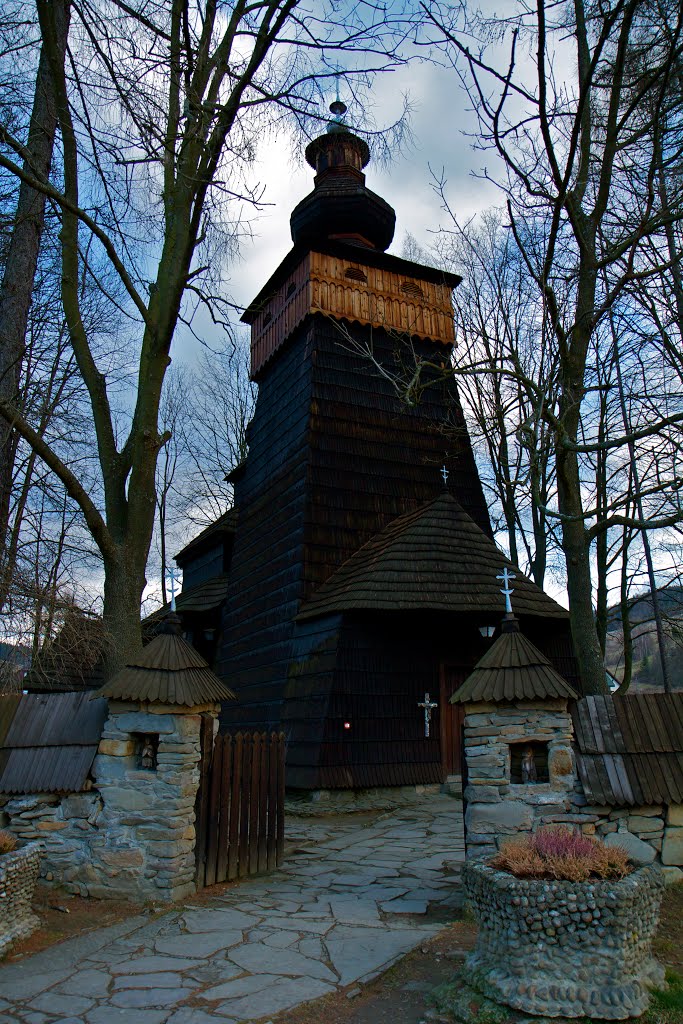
[290,101,396,252]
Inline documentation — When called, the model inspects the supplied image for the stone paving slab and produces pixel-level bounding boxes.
[1,794,464,1023]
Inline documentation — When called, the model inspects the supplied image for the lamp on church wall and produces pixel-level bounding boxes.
[478,625,496,638]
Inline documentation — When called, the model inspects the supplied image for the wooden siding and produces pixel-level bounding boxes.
[572,693,683,806]
[0,692,108,794]
[250,251,454,379]
[218,302,577,788]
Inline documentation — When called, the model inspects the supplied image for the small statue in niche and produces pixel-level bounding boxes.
[521,746,537,783]
[141,737,157,770]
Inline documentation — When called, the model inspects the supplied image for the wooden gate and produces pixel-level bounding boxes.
[195,723,285,888]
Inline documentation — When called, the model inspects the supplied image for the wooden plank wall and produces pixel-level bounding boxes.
[196,729,285,888]
[249,251,455,380]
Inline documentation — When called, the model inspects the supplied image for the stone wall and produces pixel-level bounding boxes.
[0,701,217,903]
[0,792,101,892]
[89,702,207,902]
[463,860,664,1019]
[464,700,576,861]
[462,699,683,879]
[0,842,42,957]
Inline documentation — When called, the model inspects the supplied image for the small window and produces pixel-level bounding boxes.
[286,282,296,298]
[345,267,367,283]
[401,280,423,298]
[134,733,159,771]
[509,741,549,784]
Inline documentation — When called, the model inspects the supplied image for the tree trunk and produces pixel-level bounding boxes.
[557,444,608,693]
[102,549,147,678]
[0,0,70,590]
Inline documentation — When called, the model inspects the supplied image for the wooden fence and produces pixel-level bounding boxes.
[195,724,286,888]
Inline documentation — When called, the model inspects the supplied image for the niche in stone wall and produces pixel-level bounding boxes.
[133,733,159,771]
[509,741,549,784]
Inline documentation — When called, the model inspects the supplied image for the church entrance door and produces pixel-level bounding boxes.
[439,663,465,781]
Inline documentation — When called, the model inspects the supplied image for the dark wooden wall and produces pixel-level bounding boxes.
[216,307,576,787]
[283,610,577,790]
[217,312,490,743]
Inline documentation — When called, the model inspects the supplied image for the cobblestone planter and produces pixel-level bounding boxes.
[0,841,42,958]
[463,860,664,1019]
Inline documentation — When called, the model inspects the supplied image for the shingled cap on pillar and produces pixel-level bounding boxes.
[450,613,579,704]
[93,614,236,706]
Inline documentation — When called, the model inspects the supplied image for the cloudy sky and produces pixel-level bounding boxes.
[223,58,502,316]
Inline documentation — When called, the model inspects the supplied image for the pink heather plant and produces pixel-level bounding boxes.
[491,826,631,881]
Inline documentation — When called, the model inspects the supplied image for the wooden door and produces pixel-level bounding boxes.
[439,663,465,780]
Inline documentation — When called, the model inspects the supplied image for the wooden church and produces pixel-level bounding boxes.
[175,102,577,791]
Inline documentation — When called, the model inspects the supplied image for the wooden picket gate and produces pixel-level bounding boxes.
[195,723,286,888]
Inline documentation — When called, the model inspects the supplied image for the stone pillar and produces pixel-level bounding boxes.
[463,699,576,859]
[89,701,217,902]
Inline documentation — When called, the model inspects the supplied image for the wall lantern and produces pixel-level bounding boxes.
[343,722,351,730]
[479,625,496,638]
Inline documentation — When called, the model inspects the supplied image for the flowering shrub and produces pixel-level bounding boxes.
[0,830,17,854]
[491,826,631,881]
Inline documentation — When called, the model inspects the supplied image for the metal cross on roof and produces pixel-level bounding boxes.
[417,692,438,737]
[496,566,516,614]
[166,566,181,611]
[441,464,449,486]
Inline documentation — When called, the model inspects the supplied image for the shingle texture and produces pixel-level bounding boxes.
[450,616,579,703]
[96,617,236,706]
[298,492,568,621]
[0,691,108,793]
[572,693,683,806]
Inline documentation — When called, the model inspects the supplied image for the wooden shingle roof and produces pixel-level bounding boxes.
[450,616,579,703]
[297,493,568,621]
[0,691,108,793]
[95,616,236,707]
[572,693,683,806]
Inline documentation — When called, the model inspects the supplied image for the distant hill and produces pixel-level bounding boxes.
[605,586,683,691]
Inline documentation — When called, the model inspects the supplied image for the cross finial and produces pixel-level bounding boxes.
[440,464,449,486]
[496,566,516,614]
[166,566,181,611]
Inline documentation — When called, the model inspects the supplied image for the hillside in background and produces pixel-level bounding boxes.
[605,586,683,691]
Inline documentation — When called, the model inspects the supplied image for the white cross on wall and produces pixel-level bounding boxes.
[417,692,438,737]
[496,566,516,614]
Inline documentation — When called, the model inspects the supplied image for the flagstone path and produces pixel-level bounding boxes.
[0,794,464,1024]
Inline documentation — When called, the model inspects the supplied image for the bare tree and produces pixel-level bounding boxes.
[424,0,683,693]
[0,0,70,590]
[0,0,415,674]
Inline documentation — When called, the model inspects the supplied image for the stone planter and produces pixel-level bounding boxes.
[0,841,42,958]
[463,860,664,1019]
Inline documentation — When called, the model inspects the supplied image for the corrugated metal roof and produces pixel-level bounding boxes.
[298,493,568,621]
[450,616,579,703]
[0,692,108,794]
[96,616,236,706]
[572,694,683,806]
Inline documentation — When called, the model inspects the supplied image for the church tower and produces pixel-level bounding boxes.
[215,105,574,789]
